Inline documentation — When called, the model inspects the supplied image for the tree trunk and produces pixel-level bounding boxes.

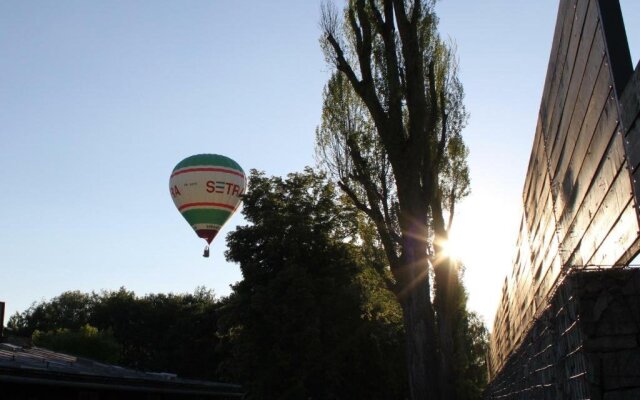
[434,258,457,400]
[398,239,440,400]
[432,194,458,400]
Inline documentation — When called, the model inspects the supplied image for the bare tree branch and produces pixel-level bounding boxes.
[338,179,400,270]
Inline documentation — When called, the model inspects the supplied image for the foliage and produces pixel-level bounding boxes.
[453,311,489,399]
[443,263,489,399]
[8,287,222,380]
[32,324,120,364]
[8,291,93,336]
[218,169,408,399]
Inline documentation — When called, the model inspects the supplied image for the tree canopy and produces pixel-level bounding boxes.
[8,287,223,380]
[218,169,408,399]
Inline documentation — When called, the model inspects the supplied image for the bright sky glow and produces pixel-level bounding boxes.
[439,0,640,328]
[1,1,638,330]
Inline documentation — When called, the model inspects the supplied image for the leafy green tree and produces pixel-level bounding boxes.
[218,169,408,399]
[9,287,222,380]
[91,288,221,379]
[318,1,472,398]
[32,324,120,364]
[435,261,489,400]
[453,310,489,399]
[88,288,140,366]
[8,291,93,337]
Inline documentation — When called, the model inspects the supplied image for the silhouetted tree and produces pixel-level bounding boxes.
[453,309,489,399]
[218,169,408,399]
[8,288,222,380]
[8,291,93,336]
[318,1,471,398]
[32,324,120,363]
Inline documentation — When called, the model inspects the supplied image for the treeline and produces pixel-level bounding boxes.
[8,287,220,380]
[7,170,487,399]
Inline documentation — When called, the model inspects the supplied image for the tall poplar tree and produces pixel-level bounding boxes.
[317,1,470,398]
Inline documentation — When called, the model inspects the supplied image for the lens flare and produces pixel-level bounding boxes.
[438,236,461,261]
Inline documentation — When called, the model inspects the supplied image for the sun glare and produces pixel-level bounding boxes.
[438,236,462,261]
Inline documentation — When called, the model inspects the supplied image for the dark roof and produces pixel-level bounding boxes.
[0,342,243,397]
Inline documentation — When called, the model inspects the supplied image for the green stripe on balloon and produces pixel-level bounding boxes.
[172,154,244,174]
[181,208,233,228]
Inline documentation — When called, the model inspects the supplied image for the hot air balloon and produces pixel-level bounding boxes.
[169,154,246,257]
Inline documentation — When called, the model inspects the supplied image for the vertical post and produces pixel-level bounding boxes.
[597,0,633,97]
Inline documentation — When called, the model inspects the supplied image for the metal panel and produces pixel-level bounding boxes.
[540,0,579,142]
[577,163,631,264]
[545,0,591,157]
[551,34,612,256]
[489,0,640,379]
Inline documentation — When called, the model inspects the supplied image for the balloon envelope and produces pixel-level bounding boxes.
[169,154,246,245]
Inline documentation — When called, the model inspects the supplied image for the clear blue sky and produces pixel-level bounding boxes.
[1,1,638,327]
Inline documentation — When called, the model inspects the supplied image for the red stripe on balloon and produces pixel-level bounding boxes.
[171,167,245,178]
[179,202,237,211]
[196,229,219,244]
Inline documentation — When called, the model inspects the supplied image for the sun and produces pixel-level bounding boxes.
[438,235,462,261]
